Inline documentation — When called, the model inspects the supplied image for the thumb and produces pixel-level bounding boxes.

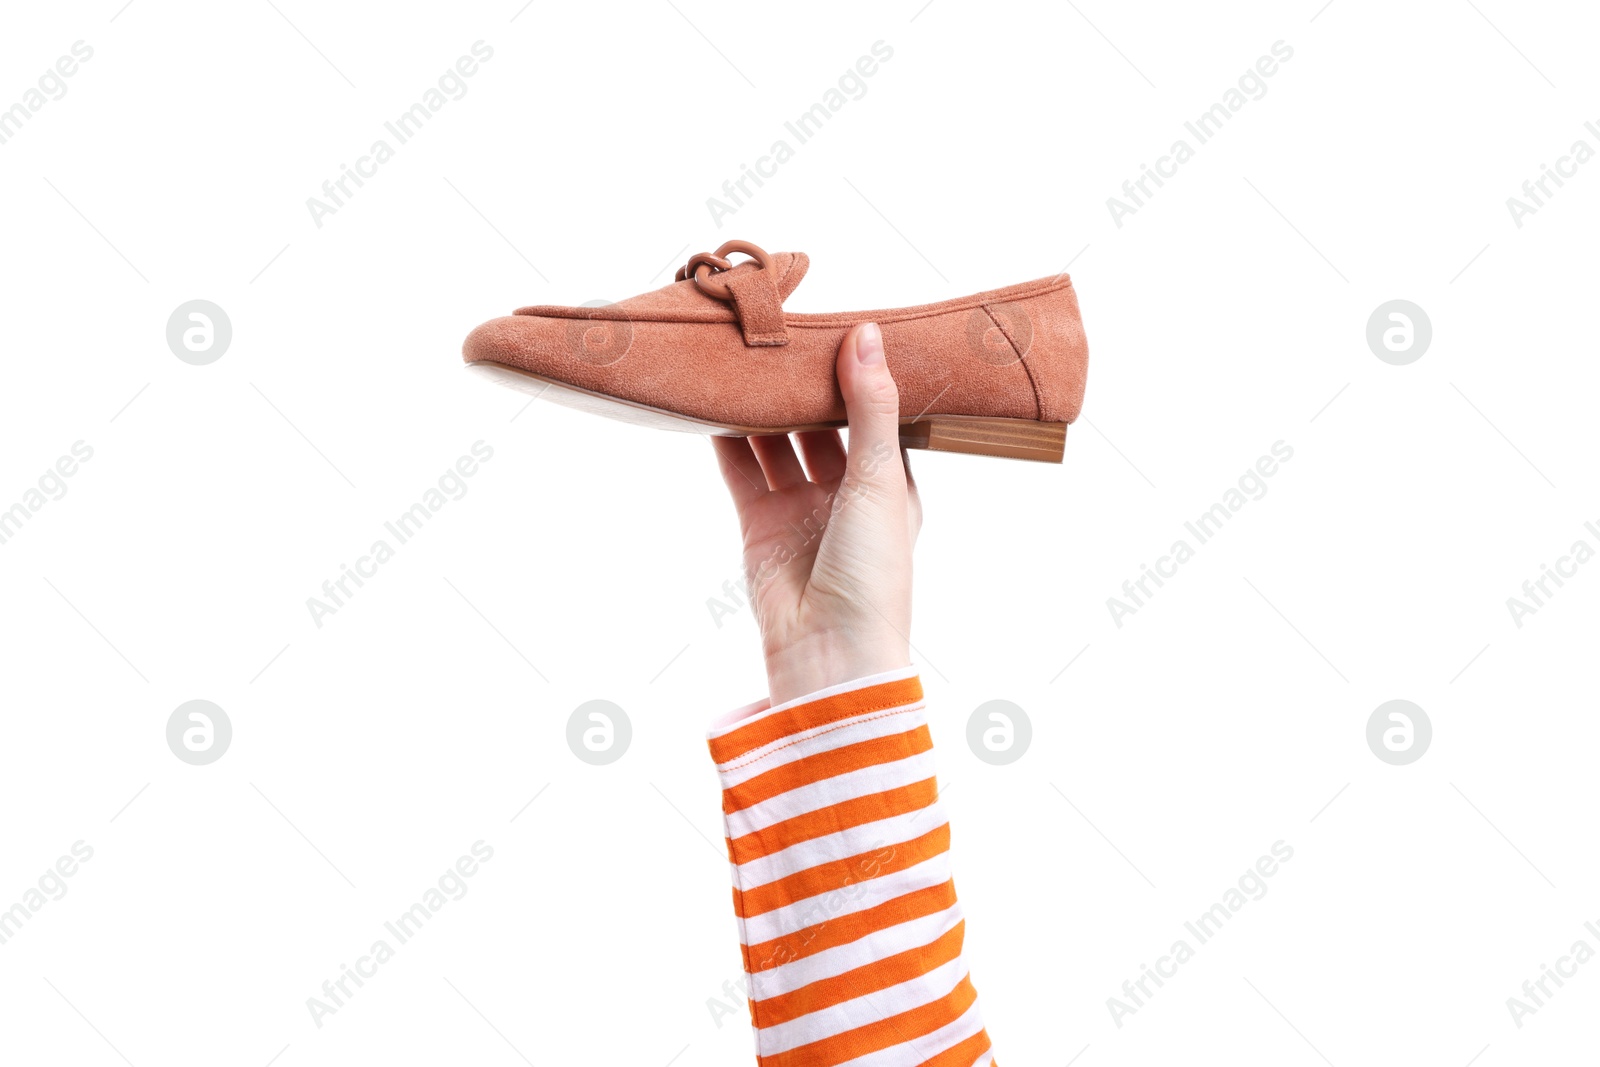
[836,322,904,495]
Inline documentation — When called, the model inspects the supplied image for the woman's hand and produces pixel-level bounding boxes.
[711,322,922,706]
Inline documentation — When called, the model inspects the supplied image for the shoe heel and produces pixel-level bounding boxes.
[899,416,1067,463]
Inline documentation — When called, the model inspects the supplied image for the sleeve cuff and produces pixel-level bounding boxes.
[705,664,922,769]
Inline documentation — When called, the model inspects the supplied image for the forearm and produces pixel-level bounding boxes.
[707,667,995,1066]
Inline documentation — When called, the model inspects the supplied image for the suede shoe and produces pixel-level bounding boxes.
[463,240,1089,462]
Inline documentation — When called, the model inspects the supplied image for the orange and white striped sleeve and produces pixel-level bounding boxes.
[706,665,997,1067]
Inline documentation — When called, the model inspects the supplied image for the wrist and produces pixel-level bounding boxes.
[764,630,910,707]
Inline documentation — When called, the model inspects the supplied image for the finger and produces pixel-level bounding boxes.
[795,428,847,485]
[749,433,808,491]
[836,322,906,501]
[902,443,923,543]
[900,443,917,492]
[711,435,768,509]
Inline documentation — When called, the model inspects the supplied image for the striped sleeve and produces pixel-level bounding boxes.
[707,666,996,1067]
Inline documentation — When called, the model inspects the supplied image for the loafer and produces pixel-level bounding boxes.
[462,240,1089,462]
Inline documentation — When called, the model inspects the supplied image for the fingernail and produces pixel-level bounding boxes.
[857,322,884,365]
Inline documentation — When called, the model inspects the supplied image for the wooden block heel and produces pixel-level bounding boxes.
[899,416,1067,463]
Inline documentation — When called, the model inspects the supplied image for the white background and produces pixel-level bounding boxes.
[2,1,1597,1064]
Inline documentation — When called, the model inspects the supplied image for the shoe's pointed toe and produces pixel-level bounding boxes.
[462,314,533,368]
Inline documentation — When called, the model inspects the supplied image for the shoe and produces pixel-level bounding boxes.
[462,240,1089,462]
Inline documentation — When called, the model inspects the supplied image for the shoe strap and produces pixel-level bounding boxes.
[676,240,789,347]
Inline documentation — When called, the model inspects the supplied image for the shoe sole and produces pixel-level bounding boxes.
[467,361,1067,464]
